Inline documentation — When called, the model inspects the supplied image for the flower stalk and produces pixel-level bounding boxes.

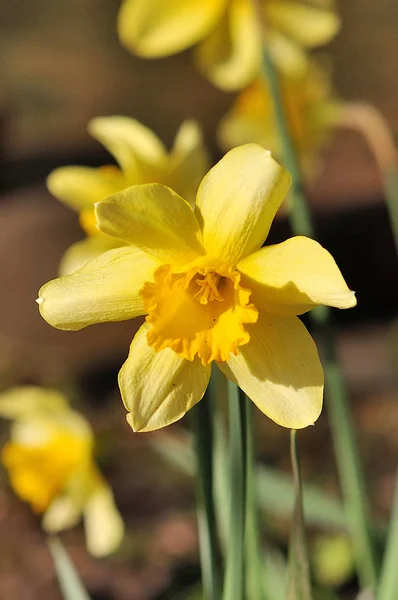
[191,390,221,600]
[222,381,247,600]
[287,430,312,600]
[244,398,267,600]
[253,3,378,588]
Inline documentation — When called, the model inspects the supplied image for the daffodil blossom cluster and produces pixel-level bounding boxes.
[218,60,341,171]
[48,116,209,275]
[38,145,356,432]
[0,387,124,557]
[117,0,340,91]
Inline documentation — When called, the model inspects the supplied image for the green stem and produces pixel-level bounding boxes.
[256,32,378,591]
[245,399,267,600]
[377,469,398,600]
[312,308,378,592]
[287,430,312,600]
[261,50,313,238]
[222,381,247,600]
[48,537,91,600]
[191,393,221,600]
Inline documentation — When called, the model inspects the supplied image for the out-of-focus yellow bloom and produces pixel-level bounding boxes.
[117,0,340,91]
[48,117,209,275]
[0,387,124,557]
[218,61,340,170]
[38,145,356,432]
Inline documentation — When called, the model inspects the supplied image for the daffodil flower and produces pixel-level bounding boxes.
[219,61,341,171]
[48,116,209,274]
[0,387,124,557]
[38,145,356,432]
[118,0,340,91]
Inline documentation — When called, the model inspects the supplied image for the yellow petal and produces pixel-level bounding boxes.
[120,324,211,432]
[59,236,123,276]
[96,184,204,268]
[167,120,210,204]
[268,31,308,77]
[38,246,158,331]
[117,0,227,58]
[47,166,125,212]
[0,387,68,421]
[43,496,81,532]
[88,116,166,180]
[218,79,279,152]
[195,145,291,266]
[238,236,356,315]
[84,484,124,557]
[267,1,340,48]
[218,312,324,428]
[194,0,261,91]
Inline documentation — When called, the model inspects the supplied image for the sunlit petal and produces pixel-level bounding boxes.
[120,324,211,432]
[238,236,356,315]
[218,312,323,428]
[195,145,291,265]
[96,183,204,267]
[38,246,158,330]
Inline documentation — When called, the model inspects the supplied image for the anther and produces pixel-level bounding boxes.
[193,273,224,305]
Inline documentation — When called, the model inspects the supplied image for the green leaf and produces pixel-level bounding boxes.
[255,467,346,531]
[47,536,91,600]
[287,431,312,600]
[150,435,347,531]
[378,469,398,600]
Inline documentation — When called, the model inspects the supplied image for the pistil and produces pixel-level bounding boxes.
[193,273,224,305]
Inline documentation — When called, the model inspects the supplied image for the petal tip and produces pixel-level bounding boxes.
[125,412,140,433]
[338,290,357,309]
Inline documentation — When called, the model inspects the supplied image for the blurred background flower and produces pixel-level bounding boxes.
[117,0,340,90]
[0,386,124,558]
[47,117,209,274]
[218,59,340,174]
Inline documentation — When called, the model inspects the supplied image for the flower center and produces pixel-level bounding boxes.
[140,263,258,365]
[193,272,224,304]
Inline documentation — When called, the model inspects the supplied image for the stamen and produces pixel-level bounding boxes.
[193,273,224,305]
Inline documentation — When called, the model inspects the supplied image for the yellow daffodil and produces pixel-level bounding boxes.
[48,116,209,274]
[0,387,124,557]
[117,0,340,91]
[218,61,341,171]
[38,145,356,432]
